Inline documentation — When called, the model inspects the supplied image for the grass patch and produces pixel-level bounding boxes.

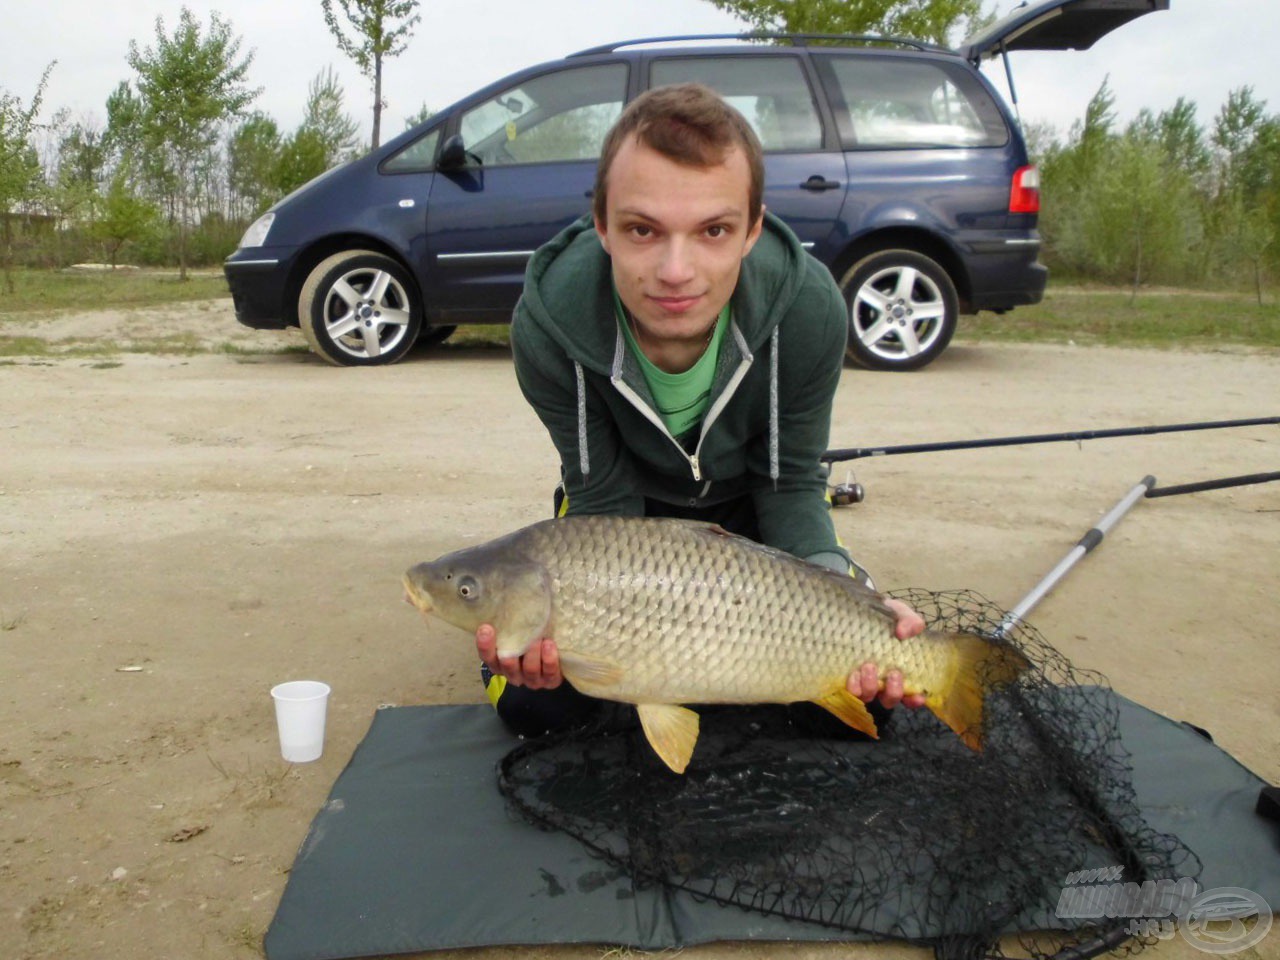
[0,267,229,317]
[0,333,281,359]
[0,335,189,358]
[0,333,303,360]
[960,288,1280,350]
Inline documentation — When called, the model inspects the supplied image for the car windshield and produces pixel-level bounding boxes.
[456,63,628,166]
[461,91,536,148]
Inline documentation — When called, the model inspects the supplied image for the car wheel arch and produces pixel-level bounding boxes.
[828,227,972,312]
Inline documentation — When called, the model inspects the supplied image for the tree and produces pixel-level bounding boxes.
[300,67,360,166]
[0,62,54,293]
[704,0,990,47]
[57,118,108,193]
[127,7,258,278]
[36,110,106,265]
[1213,87,1267,165]
[404,102,434,131]
[273,127,329,196]
[90,173,160,267]
[321,0,421,148]
[103,80,145,168]
[228,113,282,218]
[265,70,362,199]
[1155,97,1211,184]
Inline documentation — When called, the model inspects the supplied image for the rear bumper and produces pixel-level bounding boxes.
[960,234,1048,311]
[223,251,295,329]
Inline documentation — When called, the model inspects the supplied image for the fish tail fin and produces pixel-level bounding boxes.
[925,631,1030,751]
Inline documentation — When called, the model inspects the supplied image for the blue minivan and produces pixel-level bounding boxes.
[224,0,1167,369]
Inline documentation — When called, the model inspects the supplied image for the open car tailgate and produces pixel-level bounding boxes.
[960,0,1170,63]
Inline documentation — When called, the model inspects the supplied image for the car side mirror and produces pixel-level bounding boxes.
[438,134,468,170]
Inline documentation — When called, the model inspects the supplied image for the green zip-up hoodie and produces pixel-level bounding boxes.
[512,212,851,568]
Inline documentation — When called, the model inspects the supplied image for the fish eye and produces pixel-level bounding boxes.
[457,576,479,600]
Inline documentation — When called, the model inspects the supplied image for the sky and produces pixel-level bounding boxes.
[4,0,1279,151]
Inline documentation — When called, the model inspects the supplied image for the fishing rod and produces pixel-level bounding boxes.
[822,416,1280,465]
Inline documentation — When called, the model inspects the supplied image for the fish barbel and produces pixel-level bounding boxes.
[403,516,1028,773]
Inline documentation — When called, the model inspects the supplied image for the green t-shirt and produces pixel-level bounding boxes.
[615,292,729,440]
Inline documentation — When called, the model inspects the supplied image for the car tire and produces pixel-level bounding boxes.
[839,250,958,371]
[298,250,422,366]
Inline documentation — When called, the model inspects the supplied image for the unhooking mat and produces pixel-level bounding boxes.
[264,688,1279,960]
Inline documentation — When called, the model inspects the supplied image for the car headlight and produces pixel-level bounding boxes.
[238,212,275,249]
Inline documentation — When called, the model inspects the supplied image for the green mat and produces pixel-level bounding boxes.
[264,688,1277,960]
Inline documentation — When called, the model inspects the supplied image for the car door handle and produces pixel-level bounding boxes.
[800,175,842,192]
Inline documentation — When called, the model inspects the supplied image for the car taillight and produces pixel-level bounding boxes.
[1010,165,1040,214]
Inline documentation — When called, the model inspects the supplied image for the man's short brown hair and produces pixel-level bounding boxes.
[593,83,765,226]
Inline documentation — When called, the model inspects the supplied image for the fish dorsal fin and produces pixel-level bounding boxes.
[811,687,880,740]
[636,703,700,774]
[557,649,625,691]
[492,561,552,659]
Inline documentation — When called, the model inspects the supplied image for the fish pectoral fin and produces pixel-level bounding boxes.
[811,687,880,740]
[636,704,700,774]
[557,649,625,690]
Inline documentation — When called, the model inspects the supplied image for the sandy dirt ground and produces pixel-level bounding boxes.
[1,303,1277,960]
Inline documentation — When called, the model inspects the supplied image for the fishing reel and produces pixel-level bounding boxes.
[829,470,865,507]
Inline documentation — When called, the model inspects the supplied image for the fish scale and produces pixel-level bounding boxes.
[404,515,1030,772]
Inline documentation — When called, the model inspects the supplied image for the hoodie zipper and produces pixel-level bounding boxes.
[611,345,754,487]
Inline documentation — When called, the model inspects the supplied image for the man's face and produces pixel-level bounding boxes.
[595,135,764,347]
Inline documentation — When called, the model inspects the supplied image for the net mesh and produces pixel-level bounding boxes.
[496,590,1201,959]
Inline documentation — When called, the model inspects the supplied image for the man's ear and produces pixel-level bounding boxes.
[742,205,766,257]
[594,213,611,255]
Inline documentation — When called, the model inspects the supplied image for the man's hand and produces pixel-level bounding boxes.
[476,624,563,690]
[846,598,928,710]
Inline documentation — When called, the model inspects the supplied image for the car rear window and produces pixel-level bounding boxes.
[817,55,1008,149]
[649,55,823,153]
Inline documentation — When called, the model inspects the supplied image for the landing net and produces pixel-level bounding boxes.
[496,590,1200,959]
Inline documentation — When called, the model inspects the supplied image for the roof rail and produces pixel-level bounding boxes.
[568,32,947,58]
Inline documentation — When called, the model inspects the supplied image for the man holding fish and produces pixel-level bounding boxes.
[476,83,928,736]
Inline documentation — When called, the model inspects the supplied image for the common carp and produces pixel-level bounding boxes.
[403,516,1029,773]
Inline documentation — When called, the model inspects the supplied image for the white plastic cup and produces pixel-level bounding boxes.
[271,680,331,762]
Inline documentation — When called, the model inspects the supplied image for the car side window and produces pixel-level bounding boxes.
[649,56,823,153]
[818,56,1008,149]
[456,63,628,167]
[383,128,442,173]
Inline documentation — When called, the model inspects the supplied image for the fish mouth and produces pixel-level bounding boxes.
[401,573,433,615]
